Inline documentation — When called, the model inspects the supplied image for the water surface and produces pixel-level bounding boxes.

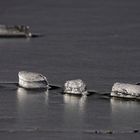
[0,0,140,139]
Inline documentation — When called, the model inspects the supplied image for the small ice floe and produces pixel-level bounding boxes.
[111,82,140,99]
[0,24,42,38]
[18,71,49,89]
[0,25,32,38]
[64,79,88,96]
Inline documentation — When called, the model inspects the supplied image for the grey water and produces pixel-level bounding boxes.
[0,0,140,139]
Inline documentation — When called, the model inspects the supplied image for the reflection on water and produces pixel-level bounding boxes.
[63,94,87,113]
[111,98,140,129]
[17,87,49,106]
[63,94,87,129]
[111,98,140,112]
[16,87,49,128]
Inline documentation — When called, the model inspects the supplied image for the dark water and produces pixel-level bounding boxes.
[0,0,140,139]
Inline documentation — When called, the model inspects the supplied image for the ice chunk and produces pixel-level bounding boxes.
[64,79,88,95]
[111,82,140,99]
[0,25,32,38]
[18,71,49,89]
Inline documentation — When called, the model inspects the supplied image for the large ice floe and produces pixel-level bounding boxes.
[111,82,140,99]
[18,71,49,89]
[64,79,88,96]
